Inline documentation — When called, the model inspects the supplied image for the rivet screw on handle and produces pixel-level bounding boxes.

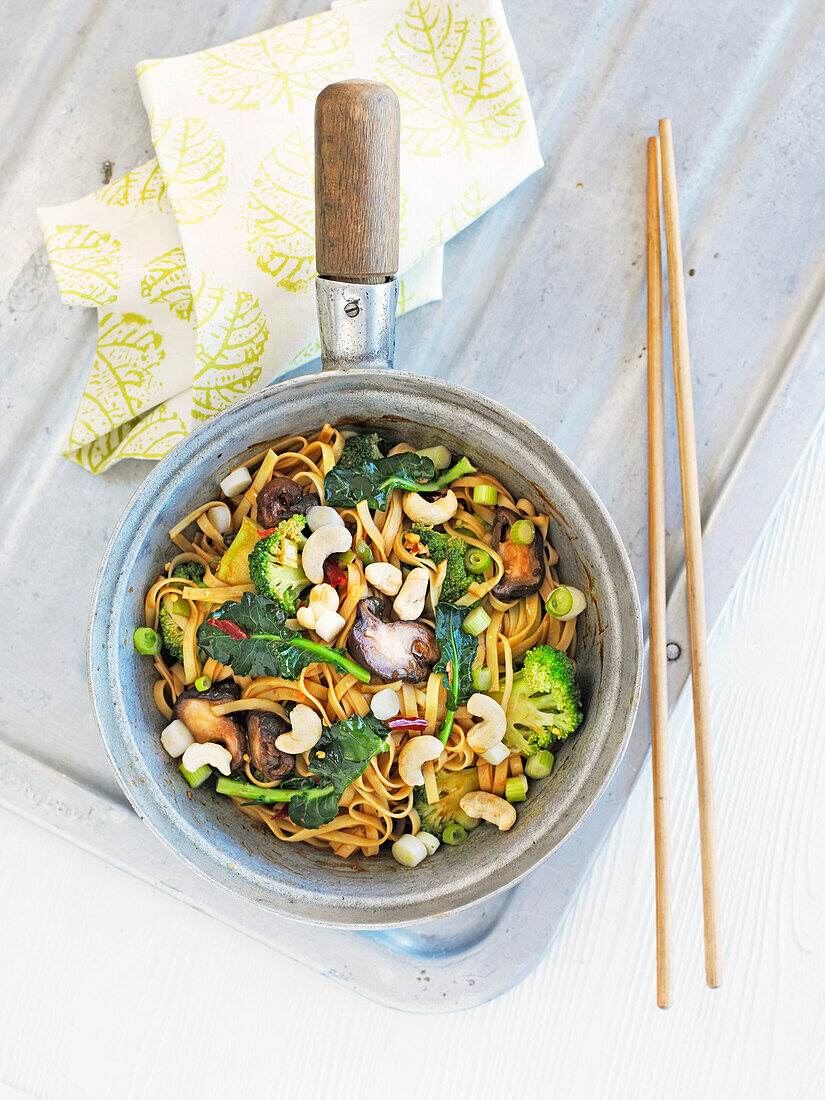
[314,79,401,371]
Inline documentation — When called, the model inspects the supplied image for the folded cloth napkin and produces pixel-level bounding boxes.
[39,0,542,473]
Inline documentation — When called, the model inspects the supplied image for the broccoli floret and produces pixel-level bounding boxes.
[158,605,184,662]
[413,767,481,839]
[337,432,384,470]
[410,524,472,603]
[172,561,206,584]
[248,515,311,615]
[499,645,583,756]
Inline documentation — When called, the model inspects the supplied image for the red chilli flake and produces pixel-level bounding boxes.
[323,556,347,588]
[206,618,249,641]
[257,527,278,537]
[386,717,429,731]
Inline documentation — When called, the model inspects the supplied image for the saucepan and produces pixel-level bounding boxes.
[88,81,643,927]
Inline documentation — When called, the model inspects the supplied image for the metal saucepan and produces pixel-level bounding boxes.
[88,81,642,927]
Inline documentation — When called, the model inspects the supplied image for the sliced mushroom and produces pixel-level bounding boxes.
[172,680,247,771]
[347,596,440,683]
[245,711,294,782]
[288,493,321,518]
[256,477,303,527]
[491,506,545,600]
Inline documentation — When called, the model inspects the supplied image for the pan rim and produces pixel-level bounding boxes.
[88,368,643,928]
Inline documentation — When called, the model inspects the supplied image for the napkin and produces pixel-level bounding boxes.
[39,0,542,473]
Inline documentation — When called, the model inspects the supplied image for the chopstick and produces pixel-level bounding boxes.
[646,136,673,1009]
[658,118,721,989]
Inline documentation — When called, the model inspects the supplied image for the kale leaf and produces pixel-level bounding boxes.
[196,592,369,682]
[433,603,479,744]
[324,452,437,510]
[281,714,388,828]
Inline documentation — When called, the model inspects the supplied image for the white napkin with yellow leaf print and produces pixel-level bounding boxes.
[39,0,542,473]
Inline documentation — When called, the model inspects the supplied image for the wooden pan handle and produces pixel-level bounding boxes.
[315,79,400,284]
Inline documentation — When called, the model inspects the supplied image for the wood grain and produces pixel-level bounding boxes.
[314,79,400,284]
[659,117,721,989]
[646,134,673,1009]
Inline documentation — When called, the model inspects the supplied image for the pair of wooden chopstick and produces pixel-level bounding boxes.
[646,120,720,1009]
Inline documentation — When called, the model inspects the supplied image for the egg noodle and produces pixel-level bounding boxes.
[144,424,578,858]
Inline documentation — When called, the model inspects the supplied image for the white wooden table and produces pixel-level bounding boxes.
[2,419,823,1100]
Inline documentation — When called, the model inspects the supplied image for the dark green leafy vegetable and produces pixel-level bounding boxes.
[324,448,477,510]
[196,592,370,682]
[325,452,437,510]
[215,714,389,829]
[289,712,389,827]
[279,776,341,829]
[433,603,479,744]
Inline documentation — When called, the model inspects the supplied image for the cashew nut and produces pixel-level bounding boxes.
[402,490,458,525]
[397,734,444,786]
[181,741,233,777]
[392,566,430,621]
[365,561,403,596]
[459,790,517,831]
[306,505,345,532]
[275,704,323,754]
[301,524,352,583]
[466,692,507,753]
[296,583,339,630]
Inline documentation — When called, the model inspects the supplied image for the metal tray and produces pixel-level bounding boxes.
[3,0,825,1011]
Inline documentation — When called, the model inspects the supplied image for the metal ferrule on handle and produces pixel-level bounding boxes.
[316,276,398,371]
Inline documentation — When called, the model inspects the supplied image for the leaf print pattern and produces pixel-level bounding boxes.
[135,58,163,79]
[98,159,170,213]
[141,247,193,321]
[43,224,122,307]
[68,401,189,473]
[192,277,268,422]
[152,116,227,225]
[69,312,164,446]
[426,181,489,253]
[243,133,315,292]
[197,12,353,111]
[377,1,526,157]
[288,337,321,368]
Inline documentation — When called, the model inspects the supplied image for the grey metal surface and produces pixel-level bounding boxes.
[316,277,399,370]
[1,0,825,1007]
[89,371,643,926]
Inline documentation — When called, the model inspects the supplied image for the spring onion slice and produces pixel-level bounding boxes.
[134,627,161,656]
[462,607,491,637]
[509,518,535,545]
[472,666,493,691]
[505,775,529,803]
[417,445,452,470]
[525,750,554,779]
[545,585,586,621]
[442,823,467,845]
[355,539,374,565]
[179,762,212,788]
[472,484,498,505]
[464,547,492,574]
[194,675,212,692]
